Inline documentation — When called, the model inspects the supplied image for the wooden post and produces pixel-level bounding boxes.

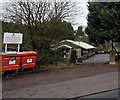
[5,44,7,52]
[69,48,72,59]
[76,48,81,59]
[109,50,116,64]
[18,44,20,52]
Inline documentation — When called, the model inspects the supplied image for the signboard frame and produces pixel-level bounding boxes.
[3,32,23,52]
[3,32,23,44]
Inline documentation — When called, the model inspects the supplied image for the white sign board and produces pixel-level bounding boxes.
[3,33,23,44]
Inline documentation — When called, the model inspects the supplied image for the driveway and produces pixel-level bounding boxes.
[83,54,109,63]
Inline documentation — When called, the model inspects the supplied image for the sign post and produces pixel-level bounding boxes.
[3,32,23,52]
[18,44,20,52]
[5,44,8,53]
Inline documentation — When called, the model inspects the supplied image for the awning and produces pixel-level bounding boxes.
[57,45,72,49]
[60,40,95,49]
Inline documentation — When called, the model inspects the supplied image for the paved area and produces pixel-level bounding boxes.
[84,54,109,63]
[3,71,118,98]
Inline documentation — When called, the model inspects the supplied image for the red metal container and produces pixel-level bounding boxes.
[0,52,21,72]
[0,51,37,72]
[18,52,37,69]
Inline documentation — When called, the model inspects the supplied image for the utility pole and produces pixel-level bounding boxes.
[0,20,2,100]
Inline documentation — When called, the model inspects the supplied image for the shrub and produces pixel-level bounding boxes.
[36,49,64,66]
[70,50,77,64]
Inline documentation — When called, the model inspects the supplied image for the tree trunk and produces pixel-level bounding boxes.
[28,23,37,51]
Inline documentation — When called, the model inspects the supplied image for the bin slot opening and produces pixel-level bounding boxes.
[10,57,16,60]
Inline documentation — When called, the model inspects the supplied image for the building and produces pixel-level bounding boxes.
[53,40,95,60]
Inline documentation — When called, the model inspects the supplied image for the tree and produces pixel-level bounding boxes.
[48,1,78,21]
[3,0,77,51]
[2,21,32,51]
[2,0,79,65]
[76,26,84,36]
[2,18,75,51]
[86,2,120,46]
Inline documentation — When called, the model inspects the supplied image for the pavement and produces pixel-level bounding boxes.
[3,71,118,98]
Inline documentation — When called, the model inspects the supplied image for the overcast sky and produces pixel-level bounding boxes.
[72,1,89,30]
[0,0,89,30]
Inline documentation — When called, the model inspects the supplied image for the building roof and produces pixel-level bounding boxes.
[57,45,72,49]
[60,40,95,49]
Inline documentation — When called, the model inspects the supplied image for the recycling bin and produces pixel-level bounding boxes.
[18,51,37,69]
[0,52,21,72]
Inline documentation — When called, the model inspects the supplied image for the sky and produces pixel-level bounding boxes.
[72,1,89,30]
[0,0,89,31]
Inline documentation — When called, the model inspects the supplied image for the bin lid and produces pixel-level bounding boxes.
[0,52,19,57]
[6,51,17,54]
[17,51,37,56]
[0,51,37,57]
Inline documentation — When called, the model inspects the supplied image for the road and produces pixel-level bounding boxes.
[3,72,118,98]
[80,89,119,98]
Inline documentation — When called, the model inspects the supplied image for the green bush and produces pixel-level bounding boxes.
[36,49,64,66]
[70,50,77,64]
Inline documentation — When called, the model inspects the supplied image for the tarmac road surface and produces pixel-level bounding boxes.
[3,72,118,98]
[80,88,119,98]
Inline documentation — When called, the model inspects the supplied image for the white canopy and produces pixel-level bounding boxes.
[57,45,72,49]
[61,40,95,49]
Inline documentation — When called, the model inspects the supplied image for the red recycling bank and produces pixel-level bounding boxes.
[0,33,37,72]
